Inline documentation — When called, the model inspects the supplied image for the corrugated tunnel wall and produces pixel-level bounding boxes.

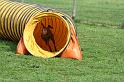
[0,0,72,58]
[0,0,43,41]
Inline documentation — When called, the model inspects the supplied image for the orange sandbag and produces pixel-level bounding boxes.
[16,37,29,55]
[60,25,82,60]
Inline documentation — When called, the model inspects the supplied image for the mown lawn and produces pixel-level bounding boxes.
[0,0,124,82]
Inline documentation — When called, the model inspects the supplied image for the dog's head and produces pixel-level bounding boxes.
[48,25,53,29]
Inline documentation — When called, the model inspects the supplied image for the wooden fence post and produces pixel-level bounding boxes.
[72,0,77,20]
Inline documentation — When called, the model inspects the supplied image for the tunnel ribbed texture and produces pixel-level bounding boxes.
[0,0,43,41]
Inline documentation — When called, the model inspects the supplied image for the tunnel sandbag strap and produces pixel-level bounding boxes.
[23,12,71,58]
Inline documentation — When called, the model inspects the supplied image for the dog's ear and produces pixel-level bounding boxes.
[48,25,53,29]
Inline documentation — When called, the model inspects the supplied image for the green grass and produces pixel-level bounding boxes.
[77,0,124,25]
[0,0,124,82]
[24,0,124,26]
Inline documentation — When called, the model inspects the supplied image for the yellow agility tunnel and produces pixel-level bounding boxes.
[0,0,82,60]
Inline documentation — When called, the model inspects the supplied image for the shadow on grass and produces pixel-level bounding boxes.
[0,39,17,53]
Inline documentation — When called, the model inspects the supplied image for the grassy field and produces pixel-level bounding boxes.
[0,0,124,82]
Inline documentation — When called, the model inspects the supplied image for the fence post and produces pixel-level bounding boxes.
[72,0,76,20]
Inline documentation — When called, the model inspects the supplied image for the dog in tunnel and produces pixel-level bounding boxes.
[40,22,57,52]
